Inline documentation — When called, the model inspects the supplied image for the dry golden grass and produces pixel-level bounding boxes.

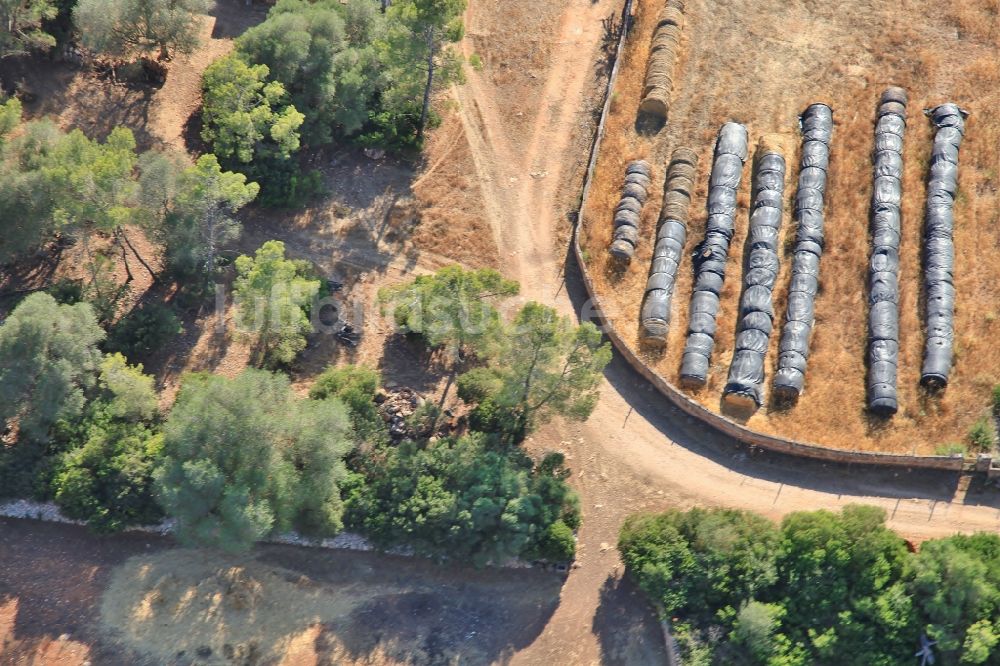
[582,0,1000,454]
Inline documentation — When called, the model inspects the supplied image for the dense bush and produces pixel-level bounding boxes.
[344,435,579,565]
[108,302,183,361]
[620,505,1000,665]
[154,369,354,551]
[309,365,386,445]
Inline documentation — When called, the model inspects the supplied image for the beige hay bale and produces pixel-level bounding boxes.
[656,5,684,27]
[640,88,670,118]
[670,147,699,167]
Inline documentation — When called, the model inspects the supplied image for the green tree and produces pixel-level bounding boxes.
[50,354,163,532]
[141,152,259,278]
[457,302,611,443]
[0,117,60,263]
[0,293,104,444]
[344,433,579,565]
[200,53,304,165]
[379,265,518,361]
[233,240,320,368]
[73,0,211,62]
[237,0,346,142]
[154,369,353,551]
[619,508,780,619]
[309,365,386,445]
[732,600,786,662]
[0,0,57,60]
[774,505,917,664]
[41,126,142,290]
[912,533,1000,658]
[381,0,465,139]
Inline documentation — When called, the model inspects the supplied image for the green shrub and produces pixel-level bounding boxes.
[968,416,996,452]
[934,442,967,457]
[48,278,84,305]
[108,303,183,361]
[310,365,386,444]
[992,385,1000,415]
[528,519,575,562]
[357,104,437,154]
[469,53,483,70]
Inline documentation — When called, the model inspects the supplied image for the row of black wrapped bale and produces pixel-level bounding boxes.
[920,103,965,391]
[722,139,786,410]
[865,87,908,416]
[774,104,833,400]
[639,0,685,120]
[618,92,966,417]
[609,160,652,260]
[639,148,698,342]
[679,122,749,386]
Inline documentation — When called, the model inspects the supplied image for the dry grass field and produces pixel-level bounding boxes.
[581,0,1000,455]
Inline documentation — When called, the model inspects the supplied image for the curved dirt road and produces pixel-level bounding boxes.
[453,1,1000,663]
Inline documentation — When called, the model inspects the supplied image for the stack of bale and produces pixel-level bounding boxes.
[680,122,749,386]
[773,103,833,400]
[723,139,786,411]
[639,0,685,119]
[867,87,908,416]
[640,147,699,345]
[920,103,966,389]
[609,160,652,261]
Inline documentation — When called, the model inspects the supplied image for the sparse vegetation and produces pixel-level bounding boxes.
[968,415,996,453]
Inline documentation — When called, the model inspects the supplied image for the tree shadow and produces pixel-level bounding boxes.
[0,517,170,665]
[256,545,563,666]
[592,574,669,666]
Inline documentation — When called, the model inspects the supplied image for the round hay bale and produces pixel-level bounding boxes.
[667,0,685,11]
[614,209,641,228]
[642,81,673,99]
[622,182,649,204]
[640,90,669,119]
[625,172,652,189]
[667,164,697,183]
[662,201,691,223]
[626,160,652,177]
[614,224,639,245]
[664,189,692,208]
[880,86,908,106]
[616,197,644,215]
[609,238,636,261]
[670,147,698,168]
[656,5,684,27]
[878,101,907,119]
[665,175,695,197]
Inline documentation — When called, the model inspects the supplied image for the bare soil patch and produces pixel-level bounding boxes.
[0,517,575,665]
[581,0,1000,455]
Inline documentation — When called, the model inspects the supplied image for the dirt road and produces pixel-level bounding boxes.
[452,0,1000,663]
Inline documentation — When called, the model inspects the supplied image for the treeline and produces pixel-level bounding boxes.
[200,0,465,205]
[2,0,466,206]
[0,267,610,563]
[619,506,1000,665]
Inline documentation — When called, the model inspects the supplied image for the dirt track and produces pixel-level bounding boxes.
[3,0,1000,664]
[452,0,1000,662]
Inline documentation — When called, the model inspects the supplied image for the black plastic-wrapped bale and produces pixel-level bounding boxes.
[773,103,833,399]
[680,122,748,387]
[609,160,652,261]
[866,87,907,416]
[723,141,786,411]
[920,103,966,389]
[640,147,699,345]
[640,0,685,119]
